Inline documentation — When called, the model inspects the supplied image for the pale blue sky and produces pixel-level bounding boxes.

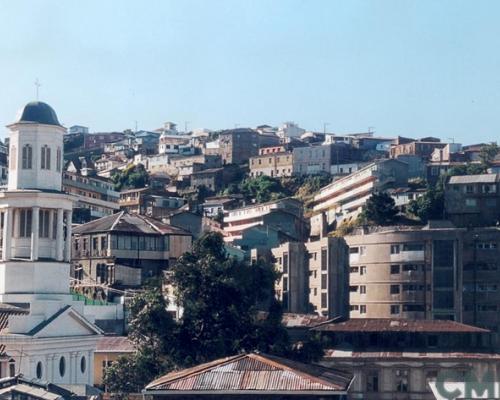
[0,0,499,144]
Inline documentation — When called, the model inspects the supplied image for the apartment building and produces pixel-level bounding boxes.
[223,198,304,242]
[306,236,349,318]
[71,212,192,302]
[219,128,259,164]
[249,146,293,178]
[390,136,447,159]
[119,187,185,218]
[445,173,500,227]
[63,171,120,222]
[315,318,499,400]
[312,159,409,225]
[292,144,331,175]
[346,224,464,321]
[270,242,308,313]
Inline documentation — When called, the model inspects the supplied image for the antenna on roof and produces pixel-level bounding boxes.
[34,78,41,100]
[323,122,330,134]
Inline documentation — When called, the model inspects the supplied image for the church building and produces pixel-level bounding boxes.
[0,101,102,388]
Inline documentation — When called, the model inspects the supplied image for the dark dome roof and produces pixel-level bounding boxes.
[17,101,61,126]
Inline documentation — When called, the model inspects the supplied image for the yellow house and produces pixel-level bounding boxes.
[94,336,135,388]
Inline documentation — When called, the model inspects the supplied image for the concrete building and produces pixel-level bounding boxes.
[306,236,349,318]
[346,224,464,321]
[223,198,304,243]
[315,318,499,400]
[312,159,409,225]
[0,101,102,387]
[277,121,305,139]
[118,187,185,218]
[390,136,447,160]
[249,146,293,178]
[219,128,259,165]
[292,144,331,175]
[94,336,134,388]
[68,125,89,135]
[71,211,192,302]
[445,173,500,227]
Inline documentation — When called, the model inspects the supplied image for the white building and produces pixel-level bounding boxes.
[0,101,101,388]
[277,122,305,139]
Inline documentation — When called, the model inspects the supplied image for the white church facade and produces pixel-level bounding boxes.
[0,101,102,388]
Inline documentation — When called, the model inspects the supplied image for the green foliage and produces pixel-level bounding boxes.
[286,174,332,204]
[407,188,444,223]
[240,175,288,203]
[447,163,487,177]
[103,283,177,393]
[359,192,398,225]
[111,163,149,191]
[171,232,287,364]
[479,142,499,167]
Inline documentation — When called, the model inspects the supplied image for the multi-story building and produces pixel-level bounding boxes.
[277,121,305,139]
[315,318,500,400]
[292,144,331,175]
[63,171,120,222]
[219,128,259,164]
[83,132,126,150]
[249,146,293,178]
[270,242,308,313]
[158,132,192,155]
[390,136,447,159]
[68,125,89,135]
[445,173,500,227]
[346,224,464,321]
[312,159,409,225]
[306,236,349,318]
[71,211,192,301]
[119,187,185,218]
[223,198,304,242]
[0,140,8,185]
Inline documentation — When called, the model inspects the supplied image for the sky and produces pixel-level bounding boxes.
[0,0,499,144]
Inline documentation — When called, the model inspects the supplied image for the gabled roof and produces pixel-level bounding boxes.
[72,211,190,236]
[96,336,135,353]
[145,352,352,393]
[0,375,77,400]
[313,318,490,333]
[0,304,29,355]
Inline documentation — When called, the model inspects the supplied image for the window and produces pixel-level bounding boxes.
[360,266,366,275]
[466,198,477,207]
[402,264,420,272]
[390,305,400,314]
[22,144,33,169]
[36,361,43,379]
[282,277,288,291]
[390,244,400,254]
[59,357,66,377]
[321,293,327,308]
[360,285,366,294]
[80,356,86,373]
[283,252,289,273]
[366,371,379,392]
[350,305,359,311]
[466,185,474,194]
[19,209,33,237]
[349,285,358,292]
[403,243,424,251]
[349,247,359,254]
[349,266,359,273]
[39,209,50,238]
[41,145,51,169]
[390,265,400,274]
[360,305,366,314]
[390,285,400,294]
[321,247,327,270]
[395,369,409,392]
[321,273,327,290]
[57,147,62,172]
[476,242,498,250]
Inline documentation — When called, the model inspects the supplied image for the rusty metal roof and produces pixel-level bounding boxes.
[313,318,490,333]
[145,353,352,393]
[96,336,135,353]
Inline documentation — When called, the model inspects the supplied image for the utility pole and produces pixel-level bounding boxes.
[184,121,190,133]
[323,122,330,135]
[34,79,41,100]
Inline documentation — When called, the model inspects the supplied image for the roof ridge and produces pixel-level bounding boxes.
[109,211,125,231]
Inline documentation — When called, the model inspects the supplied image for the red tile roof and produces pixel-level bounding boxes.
[313,318,490,333]
[145,352,352,393]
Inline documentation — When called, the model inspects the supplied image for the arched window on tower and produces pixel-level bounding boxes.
[22,144,33,169]
[10,146,16,170]
[41,145,51,170]
[56,147,62,172]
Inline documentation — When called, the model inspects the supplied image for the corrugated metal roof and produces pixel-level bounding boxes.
[96,336,135,353]
[324,349,500,360]
[313,318,490,333]
[145,353,352,393]
[448,173,499,184]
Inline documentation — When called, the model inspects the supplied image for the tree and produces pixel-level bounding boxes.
[479,142,499,167]
[103,282,177,394]
[111,163,149,191]
[240,176,288,203]
[359,192,398,225]
[407,188,444,223]
[170,232,289,365]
